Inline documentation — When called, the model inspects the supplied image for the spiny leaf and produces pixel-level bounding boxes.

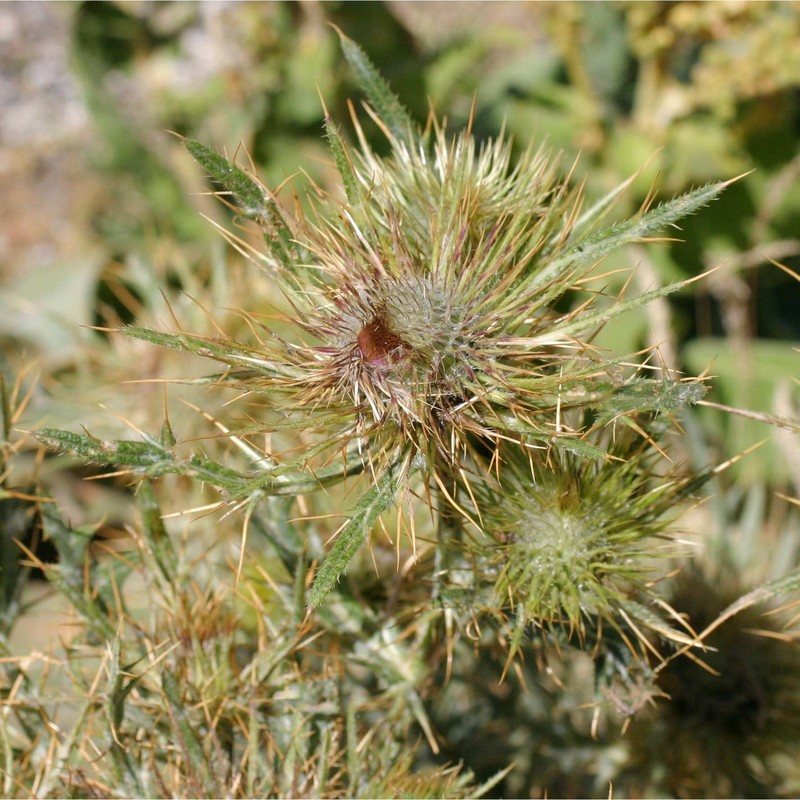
[36,428,357,500]
[593,378,708,423]
[324,117,358,204]
[471,766,517,799]
[666,566,800,668]
[184,138,267,212]
[184,456,254,494]
[37,427,175,472]
[533,177,736,289]
[548,435,608,460]
[618,598,696,645]
[526,276,701,345]
[713,567,800,627]
[567,168,640,239]
[36,428,246,489]
[184,137,296,267]
[483,412,607,459]
[308,454,409,607]
[760,568,800,599]
[137,480,177,584]
[121,326,292,378]
[105,636,145,797]
[234,456,364,501]
[40,504,116,640]
[335,28,415,145]
[162,671,216,792]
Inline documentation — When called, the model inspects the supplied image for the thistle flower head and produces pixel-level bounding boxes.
[277,125,584,465]
[631,567,800,797]
[476,433,701,643]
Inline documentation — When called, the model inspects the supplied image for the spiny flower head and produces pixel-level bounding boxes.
[473,431,708,645]
[183,66,724,484]
[277,125,586,464]
[629,567,800,797]
[119,32,731,604]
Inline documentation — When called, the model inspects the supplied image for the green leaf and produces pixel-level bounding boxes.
[534,177,737,289]
[35,428,248,491]
[759,568,800,600]
[184,138,266,212]
[548,435,607,460]
[308,454,409,607]
[481,411,607,459]
[335,28,415,145]
[716,568,800,625]
[526,276,699,346]
[137,480,176,584]
[162,671,217,793]
[593,378,707,423]
[618,598,695,645]
[41,504,116,641]
[184,138,296,268]
[36,428,360,501]
[122,325,244,358]
[234,454,364,500]
[120,326,295,379]
[678,567,800,658]
[566,166,641,240]
[36,428,171,471]
[105,636,146,797]
[324,117,358,204]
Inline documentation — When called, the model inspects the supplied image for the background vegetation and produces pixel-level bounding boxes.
[1,2,799,797]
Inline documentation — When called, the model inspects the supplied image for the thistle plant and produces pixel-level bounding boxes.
[7,12,800,797]
[38,32,736,702]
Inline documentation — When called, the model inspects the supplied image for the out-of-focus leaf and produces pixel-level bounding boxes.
[0,255,104,365]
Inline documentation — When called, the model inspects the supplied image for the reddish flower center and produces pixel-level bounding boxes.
[357,315,409,365]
